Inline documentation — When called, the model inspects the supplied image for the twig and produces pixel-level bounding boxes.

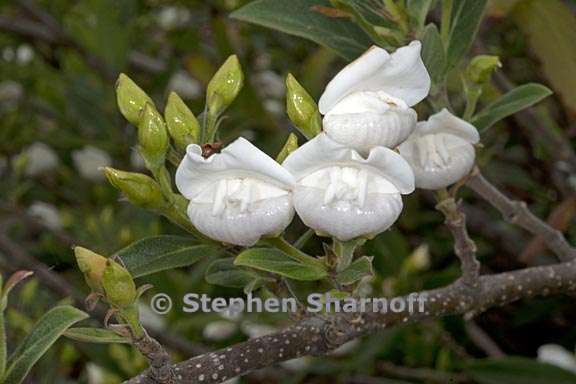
[436,197,480,287]
[124,258,576,383]
[466,170,576,262]
[465,320,505,358]
[131,329,174,384]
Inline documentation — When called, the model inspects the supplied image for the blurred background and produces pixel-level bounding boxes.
[1,0,576,383]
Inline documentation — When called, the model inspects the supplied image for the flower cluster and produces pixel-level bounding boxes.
[175,41,480,246]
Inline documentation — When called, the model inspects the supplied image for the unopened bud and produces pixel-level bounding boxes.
[165,92,200,150]
[138,103,169,169]
[102,259,136,308]
[207,55,244,117]
[404,244,430,273]
[116,74,154,125]
[75,247,108,292]
[286,74,321,139]
[467,55,502,85]
[276,133,299,163]
[103,167,164,209]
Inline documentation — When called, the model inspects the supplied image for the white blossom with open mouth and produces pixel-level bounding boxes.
[283,133,414,241]
[398,109,480,190]
[175,138,295,246]
[319,41,431,154]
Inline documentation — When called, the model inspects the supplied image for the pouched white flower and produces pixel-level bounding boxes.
[283,133,414,241]
[537,344,576,374]
[21,142,59,177]
[398,109,480,190]
[72,145,112,181]
[319,41,431,154]
[176,138,295,246]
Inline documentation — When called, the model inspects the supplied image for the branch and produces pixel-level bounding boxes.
[465,320,505,358]
[466,170,576,262]
[436,197,480,286]
[124,259,576,384]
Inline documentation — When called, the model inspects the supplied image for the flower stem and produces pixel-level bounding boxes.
[264,237,325,268]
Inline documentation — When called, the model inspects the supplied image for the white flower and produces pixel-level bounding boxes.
[28,202,62,230]
[537,344,576,374]
[240,321,276,338]
[398,109,479,190]
[16,44,34,65]
[72,146,112,181]
[283,133,414,241]
[319,41,430,154]
[202,320,238,341]
[175,138,295,246]
[21,142,59,176]
[157,6,191,30]
[138,304,166,331]
[167,70,202,99]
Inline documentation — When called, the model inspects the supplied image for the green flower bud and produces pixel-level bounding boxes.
[102,259,137,308]
[75,247,108,293]
[276,133,299,163]
[285,74,321,139]
[138,103,169,169]
[467,55,502,85]
[206,55,244,117]
[103,167,164,209]
[116,74,154,125]
[165,92,200,150]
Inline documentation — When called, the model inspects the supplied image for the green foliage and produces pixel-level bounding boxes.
[235,248,328,281]
[336,256,374,285]
[3,306,88,384]
[231,0,372,60]
[116,235,224,278]
[420,23,446,86]
[64,328,129,344]
[445,0,488,69]
[471,83,553,131]
[466,357,576,384]
[205,258,274,292]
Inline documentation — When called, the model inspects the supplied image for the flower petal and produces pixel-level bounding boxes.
[283,133,415,194]
[294,186,403,241]
[399,134,475,190]
[175,137,294,200]
[318,41,431,113]
[187,195,294,246]
[415,109,480,144]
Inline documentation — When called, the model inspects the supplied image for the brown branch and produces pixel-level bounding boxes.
[466,170,576,262]
[130,329,175,384]
[124,259,576,384]
[436,197,480,286]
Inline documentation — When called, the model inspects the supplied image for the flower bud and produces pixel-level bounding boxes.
[206,55,244,117]
[138,103,169,169]
[103,167,164,209]
[467,55,502,85]
[116,74,154,125]
[102,259,137,308]
[165,92,200,150]
[275,133,299,163]
[285,74,321,139]
[75,247,108,292]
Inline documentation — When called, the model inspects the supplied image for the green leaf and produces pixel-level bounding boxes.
[4,306,88,384]
[64,328,129,344]
[446,0,488,69]
[514,0,576,115]
[471,83,553,131]
[336,256,374,285]
[116,235,223,278]
[421,24,446,85]
[407,0,433,29]
[465,357,576,384]
[231,0,372,60]
[206,258,271,289]
[235,248,328,281]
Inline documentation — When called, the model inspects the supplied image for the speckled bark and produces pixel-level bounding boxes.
[124,259,576,384]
